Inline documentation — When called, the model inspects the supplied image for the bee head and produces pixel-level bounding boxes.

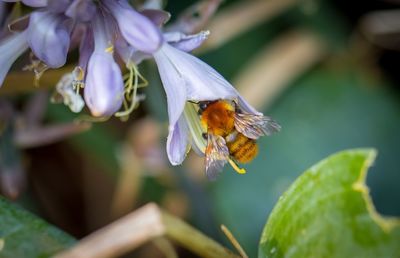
[199,101,210,111]
[198,101,215,115]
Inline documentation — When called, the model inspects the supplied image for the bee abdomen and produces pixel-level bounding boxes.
[227,133,258,164]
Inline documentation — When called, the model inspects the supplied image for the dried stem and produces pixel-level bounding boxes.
[14,122,91,148]
[221,225,248,258]
[109,144,142,220]
[55,203,240,258]
[162,212,239,258]
[0,66,74,96]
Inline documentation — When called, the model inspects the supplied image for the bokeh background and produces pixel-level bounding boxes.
[1,0,399,257]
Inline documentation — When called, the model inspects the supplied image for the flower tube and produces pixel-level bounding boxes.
[83,11,124,117]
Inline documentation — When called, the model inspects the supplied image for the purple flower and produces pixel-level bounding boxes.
[153,43,243,164]
[64,0,96,22]
[153,43,280,179]
[27,11,71,68]
[83,11,124,117]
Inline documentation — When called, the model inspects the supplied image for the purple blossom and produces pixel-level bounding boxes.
[84,11,124,117]
[27,11,71,68]
[153,43,256,165]
[0,0,280,179]
[153,42,280,179]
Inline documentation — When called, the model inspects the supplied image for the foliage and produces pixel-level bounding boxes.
[0,197,75,258]
[259,149,400,258]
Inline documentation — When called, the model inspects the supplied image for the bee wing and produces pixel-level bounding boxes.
[234,113,281,139]
[205,133,229,181]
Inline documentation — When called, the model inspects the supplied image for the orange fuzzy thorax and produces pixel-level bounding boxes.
[201,101,235,137]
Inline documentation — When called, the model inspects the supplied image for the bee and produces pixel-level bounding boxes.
[199,100,280,180]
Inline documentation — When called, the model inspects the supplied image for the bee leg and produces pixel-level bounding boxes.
[228,158,246,174]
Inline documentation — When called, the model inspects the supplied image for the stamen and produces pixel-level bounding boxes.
[52,68,85,113]
[115,62,148,120]
[23,53,49,87]
[228,158,246,174]
[72,66,85,95]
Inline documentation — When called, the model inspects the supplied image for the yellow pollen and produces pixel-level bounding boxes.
[72,66,85,94]
[105,44,114,53]
[73,66,85,81]
[228,159,246,174]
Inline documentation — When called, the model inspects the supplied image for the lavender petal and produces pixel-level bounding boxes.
[104,0,162,53]
[84,52,124,117]
[27,11,70,68]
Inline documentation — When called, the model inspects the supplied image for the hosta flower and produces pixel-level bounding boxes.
[27,11,71,68]
[0,0,280,180]
[153,43,280,179]
[154,44,264,158]
[83,11,124,117]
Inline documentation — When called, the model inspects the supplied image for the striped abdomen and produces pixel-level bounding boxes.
[226,132,258,163]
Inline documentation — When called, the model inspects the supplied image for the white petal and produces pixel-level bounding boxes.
[153,45,187,130]
[164,30,209,52]
[166,115,190,165]
[159,43,237,101]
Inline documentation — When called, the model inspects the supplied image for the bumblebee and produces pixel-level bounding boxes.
[199,100,280,180]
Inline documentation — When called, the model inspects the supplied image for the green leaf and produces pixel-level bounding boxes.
[0,196,75,258]
[258,149,400,258]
